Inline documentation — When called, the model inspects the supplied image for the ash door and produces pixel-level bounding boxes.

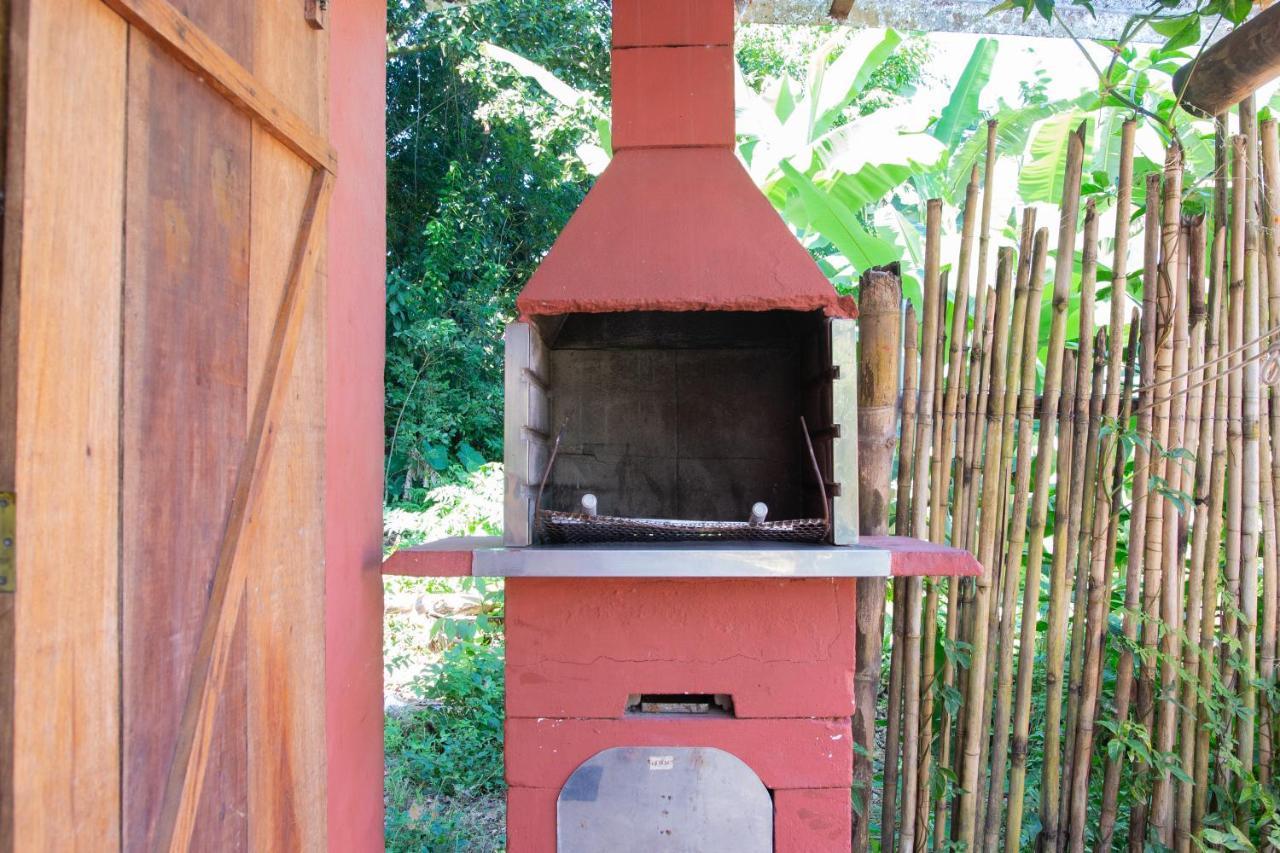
[557,747,772,852]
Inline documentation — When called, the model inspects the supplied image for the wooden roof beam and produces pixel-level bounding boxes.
[1173,5,1280,117]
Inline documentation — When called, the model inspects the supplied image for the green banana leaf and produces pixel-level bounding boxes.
[932,38,998,148]
[779,161,899,271]
[1019,110,1092,205]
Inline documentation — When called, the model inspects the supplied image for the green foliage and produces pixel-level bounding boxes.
[385,0,610,495]
[736,24,930,117]
[932,38,997,148]
[385,641,507,851]
[990,0,1252,33]
[384,462,503,552]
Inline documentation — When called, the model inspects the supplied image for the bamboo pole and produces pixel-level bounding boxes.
[959,121,1002,555]
[919,257,951,850]
[956,249,1016,852]
[933,171,978,546]
[981,209,1038,852]
[885,300,916,850]
[1176,215,1210,853]
[1240,93,1262,783]
[1059,201,1101,838]
[1151,147,1187,846]
[853,267,902,852]
[1261,117,1280,787]
[904,201,943,853]
[956,292,997,813]
[1129,155,1179,848]
[1097,172,1163,853]
[931,169,982,849]
[1221,136,1247,760]
[882,303,919,853]
[1035,122,1089,853]
[1071,116,1136,853]
[1062,204,1106,851]
[1193,119,1231,830]
[1258,344,1277,789]
[1005,231,1070,848]
[995,226,1050,850]
[975,289,1007,823]
[1009,128,1087,847]
[1092,315,1142,853]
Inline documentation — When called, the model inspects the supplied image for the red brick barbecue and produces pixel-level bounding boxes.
[384,2,979,849]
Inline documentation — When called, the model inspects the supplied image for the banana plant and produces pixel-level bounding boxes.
[735,30,950,285]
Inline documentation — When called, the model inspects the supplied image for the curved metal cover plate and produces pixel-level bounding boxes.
[557,746,772,852]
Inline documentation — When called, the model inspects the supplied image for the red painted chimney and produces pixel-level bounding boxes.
[516,0,855,319]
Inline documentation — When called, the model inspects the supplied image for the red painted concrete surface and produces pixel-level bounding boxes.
[505,717,853,790]
[505,577,858,719]
[325,1,388,849]
[505,788,560,853]
[505,577,855,852]
[611,46,735,149]
[774,788,854,852]
[515,148,857,319]
[380,536,487,578]
[612,0,734,47]
[860,535,985,577]
[514,0,856,321]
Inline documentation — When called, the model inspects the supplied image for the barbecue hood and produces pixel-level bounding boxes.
[516,0,856,320]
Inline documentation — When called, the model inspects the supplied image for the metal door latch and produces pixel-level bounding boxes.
[0,493,13,593]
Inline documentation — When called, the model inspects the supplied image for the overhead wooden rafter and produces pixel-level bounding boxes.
[829,0,854,20]
[1173,4,1280,116]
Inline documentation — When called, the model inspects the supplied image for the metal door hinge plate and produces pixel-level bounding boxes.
[0,492,13,593]
[305,0,328,30]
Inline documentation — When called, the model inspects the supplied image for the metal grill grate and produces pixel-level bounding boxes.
[534,416,831,545]
[537,510,830,544]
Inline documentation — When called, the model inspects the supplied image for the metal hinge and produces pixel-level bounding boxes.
[0,493,13,593]
[305,0,328,30]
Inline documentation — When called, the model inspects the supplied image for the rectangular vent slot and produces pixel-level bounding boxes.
[626,693,735,717]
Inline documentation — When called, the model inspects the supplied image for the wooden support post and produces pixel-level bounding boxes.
[1173,5,1280,118]
[853,266,902,851]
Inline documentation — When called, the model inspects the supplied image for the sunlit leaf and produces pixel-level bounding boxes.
[1019,110,1090,205]
[779,161,900,271]
[932,38,999,148]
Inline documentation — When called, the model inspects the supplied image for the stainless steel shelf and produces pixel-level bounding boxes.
[471,541,891,578]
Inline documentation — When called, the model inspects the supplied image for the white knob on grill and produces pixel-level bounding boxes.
[581,494,598,517]
[749,502,768,525]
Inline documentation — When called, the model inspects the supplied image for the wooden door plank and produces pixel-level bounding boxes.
[244,129,329,851]
[98,0,337,173]
[243,5,329,845]
[164,0,252,67]
[0,0,16,843]
[10,0,127,848]
[121,34,253,852]
[253,0,326,129]
[153,167,333,853]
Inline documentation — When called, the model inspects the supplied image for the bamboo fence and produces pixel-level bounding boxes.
[871,101,1280,852]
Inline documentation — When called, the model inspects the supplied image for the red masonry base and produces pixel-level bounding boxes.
[504,577,856,852]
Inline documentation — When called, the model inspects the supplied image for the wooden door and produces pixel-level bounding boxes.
[1,0,334,849]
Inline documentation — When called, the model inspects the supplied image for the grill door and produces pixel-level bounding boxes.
[557,747,772,852]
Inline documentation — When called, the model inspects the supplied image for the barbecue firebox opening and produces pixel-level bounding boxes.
[505,310,857,547]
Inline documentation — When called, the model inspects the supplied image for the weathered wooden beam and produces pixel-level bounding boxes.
[829,0,854,21]
[1174,5,1280,117]
[741,0,1177,39]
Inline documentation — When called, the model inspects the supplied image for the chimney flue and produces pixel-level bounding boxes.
[611,0,735,150]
